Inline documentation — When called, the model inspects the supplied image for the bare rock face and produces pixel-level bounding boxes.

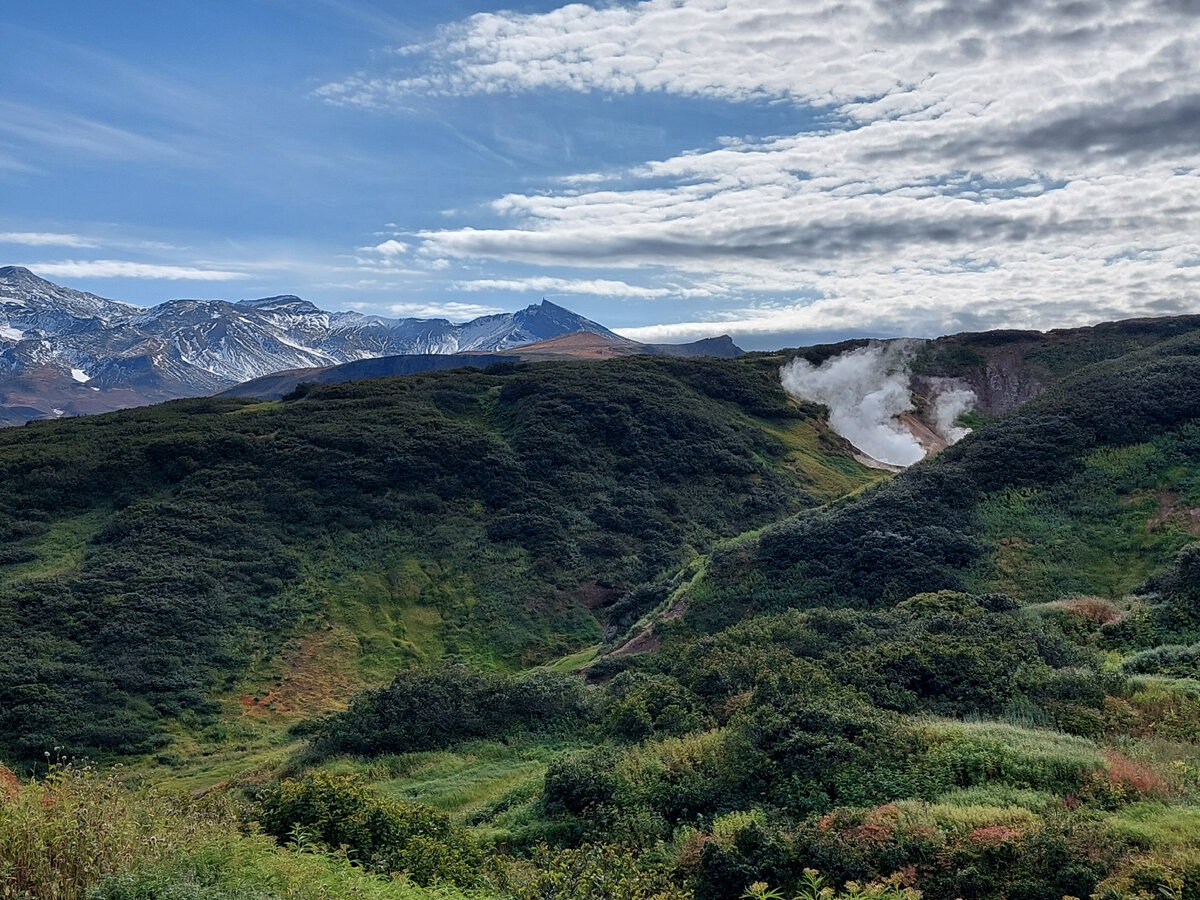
[964,350,1046,415]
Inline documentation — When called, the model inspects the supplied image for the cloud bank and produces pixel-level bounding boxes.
[24,260,250,281]
[325,0,1200,339]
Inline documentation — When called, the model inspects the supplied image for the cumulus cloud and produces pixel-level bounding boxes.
[364,238,411,256]
[322,0,1200,337]
[25,260,250,280]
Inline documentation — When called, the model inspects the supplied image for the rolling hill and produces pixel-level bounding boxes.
[0,352,876,763]
[8,313,1200,900]
[219,332,743,400]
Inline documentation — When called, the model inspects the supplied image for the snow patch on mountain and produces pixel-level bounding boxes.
[0,269,625,424]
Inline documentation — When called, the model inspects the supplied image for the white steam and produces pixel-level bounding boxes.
[930,383,976,445]
[779,343,977,468]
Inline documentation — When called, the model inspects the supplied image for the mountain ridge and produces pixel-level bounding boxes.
[0,267,679,424]
[219,331,744,399]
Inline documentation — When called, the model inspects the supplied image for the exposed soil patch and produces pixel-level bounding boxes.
[609,594,689,656]
[662,597,690,621]
[238,626,361,719]
[897,412,950,456]
[1147,491,1200,535]
[610,626,660,656]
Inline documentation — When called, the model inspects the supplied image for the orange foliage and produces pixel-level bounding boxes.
[1103,750,1167,798]
[1063,597,1119,625]
[968,825,1025,845]
[677,831,713,874]
[0,764,19,798]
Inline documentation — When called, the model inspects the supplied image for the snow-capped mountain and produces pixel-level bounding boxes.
[0,266,624,424]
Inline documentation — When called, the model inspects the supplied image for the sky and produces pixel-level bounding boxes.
[2,0,1199,349]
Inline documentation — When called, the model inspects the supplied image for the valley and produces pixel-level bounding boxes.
[5,313,1200,899]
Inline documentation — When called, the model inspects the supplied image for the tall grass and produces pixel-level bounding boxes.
[0,763,234,900]
[0,764,485,900]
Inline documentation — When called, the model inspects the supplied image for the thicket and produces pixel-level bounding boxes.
[311,667,592,756]
[256,771,479,885]
[0,356,825,764]
[0,763,486,900]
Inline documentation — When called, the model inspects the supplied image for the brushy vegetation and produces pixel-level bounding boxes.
[0,356,872,764]
[255,771,480,885]
[10,319,1200,899]
[0,763,482,900]
[310,667,591,757]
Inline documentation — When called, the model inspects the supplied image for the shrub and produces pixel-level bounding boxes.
[255,772,478,885]
[0,763,237,900]
[313,667,591,756]
[495,843,692,900]
[89,838,480,900]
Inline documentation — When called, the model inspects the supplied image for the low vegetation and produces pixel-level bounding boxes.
[0,356,870,763]
[8,321,1200,898]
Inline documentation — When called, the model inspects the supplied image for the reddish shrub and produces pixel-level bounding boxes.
[1063,597,1119,625]
[968,825,1025,846]
[677,831,713,874]
[0,765,19,798]
[1102,750,1167,798]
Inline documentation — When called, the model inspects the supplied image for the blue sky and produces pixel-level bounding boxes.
[3,0,1199,348]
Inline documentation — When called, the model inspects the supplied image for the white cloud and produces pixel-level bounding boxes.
[0,231,99,248]
[322,0,1200,337]
[387,300,504,320]
[454,275,721,299]
[0,99,201,165]
[25,260,251,280]
[363,238,411,256]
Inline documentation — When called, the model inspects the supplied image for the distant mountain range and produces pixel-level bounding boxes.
[0,266,739,424]
[221,331,744,400]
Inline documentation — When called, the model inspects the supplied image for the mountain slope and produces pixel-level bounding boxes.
[220,332,743,400]
[679,324,1200,634]
[0,353,877,763]
[0,268,644,423]
[300,318,1200,900]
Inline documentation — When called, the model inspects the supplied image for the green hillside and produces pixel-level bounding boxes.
[0,355,880,764]
[684,328,1200,630]
[9,320,1200,900]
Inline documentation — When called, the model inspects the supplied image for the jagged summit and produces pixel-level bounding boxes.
[237,295,325,315]
[0,268,659,424]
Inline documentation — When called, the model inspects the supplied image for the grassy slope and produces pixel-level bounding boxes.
[0,355,882,767]
[17,318,1200,898]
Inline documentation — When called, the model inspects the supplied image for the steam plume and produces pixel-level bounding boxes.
[779,342,976,468]
[930,382,976,444]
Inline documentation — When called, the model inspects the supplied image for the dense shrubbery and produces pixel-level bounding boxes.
[0,763,485,900]
[691,353,1200,627]
[494,843,693,900]
[312,666,592,756]
[256,772,479,885]
[0,356,839,763]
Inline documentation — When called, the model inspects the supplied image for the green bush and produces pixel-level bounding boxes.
[255,772,478,885]
[496,843,692,900]
[313,667,592,756]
